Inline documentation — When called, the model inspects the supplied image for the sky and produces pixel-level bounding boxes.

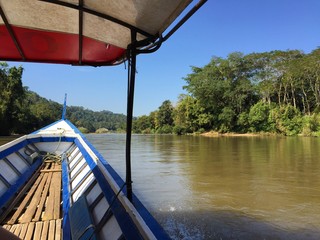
[7,0,320,116]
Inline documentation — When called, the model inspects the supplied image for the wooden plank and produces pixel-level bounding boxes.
[41,221,49,240]
[9,224,16,233]
[0,163,43,223]
[13,224,22,236]
[40,169,62,173]
[19,223,28,239]
[48,220,55,240]
[55,163,62,170]
[19,173,49,223]
[24,222,35,240]
[53,171,62,219]
[43,168,61,220]
[55,219,62,240]
[33,172,53,221]
[3,224,10,230]
[33,222,43,240]
[42,177,55,220]
[43,162,51,169]
[7,173,43,224]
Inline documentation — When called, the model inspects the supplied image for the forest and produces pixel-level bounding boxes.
[0,62,126,135]
[1,48,320,136]
[133,48,320,136]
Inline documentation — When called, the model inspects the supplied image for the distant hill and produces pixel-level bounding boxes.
[4,89,126,135]
[28,90,127,133]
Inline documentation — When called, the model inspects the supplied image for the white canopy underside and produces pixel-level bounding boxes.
[0,0,192,49]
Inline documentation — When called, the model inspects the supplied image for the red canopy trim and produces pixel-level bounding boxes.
[0,25,126,65]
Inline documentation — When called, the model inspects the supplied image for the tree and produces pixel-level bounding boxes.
[183,52,258,132]
[133,115,152,133]
[156,100,174,132]
[248,101,273,132]
[0,63,25,135]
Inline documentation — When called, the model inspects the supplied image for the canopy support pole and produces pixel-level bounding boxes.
[125,30,137,202]
[0,5,25,61]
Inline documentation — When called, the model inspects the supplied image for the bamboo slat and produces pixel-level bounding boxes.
[24,222,35,240]
[19,223,28,239]
[19,173,48,223]
[33,172,53,222]
[55,219,62,240]
[40,221,49,240]
[7,174,44,224]
[33,221,43,240]
[48,220,55,240]
[40,169,62,173]
[13,224,21,236]
[53,171,62,219]
[2,162,63,240]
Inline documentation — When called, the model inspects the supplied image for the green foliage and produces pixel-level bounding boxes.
[131,48,320,136]
[133,115,152,133]
[0,63,127,135]
[301,114,319,136]
[0,63,25,135]
[3,47,320,137]
[218,107,235,133]
[268,105,303,135]
[156,124,173,134]
[67,107,126,132]
[157,100,174,127]
[78,127,89,134]
[134,100,175,134]
[248,101,273,132]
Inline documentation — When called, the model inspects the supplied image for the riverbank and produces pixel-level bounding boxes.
[200,131,275,137]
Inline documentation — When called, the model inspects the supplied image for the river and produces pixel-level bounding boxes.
[86,134,320,240]
[1,134,320,239]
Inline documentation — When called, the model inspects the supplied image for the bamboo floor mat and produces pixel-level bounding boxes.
[1,161,62,240]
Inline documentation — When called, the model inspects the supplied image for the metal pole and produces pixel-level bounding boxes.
[125,30,137,202]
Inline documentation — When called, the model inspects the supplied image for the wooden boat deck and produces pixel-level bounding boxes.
[1,161,62,240]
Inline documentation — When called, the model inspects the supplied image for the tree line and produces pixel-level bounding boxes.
[0,62,127,135]
[2,48,320,136]
[133,48,320,136]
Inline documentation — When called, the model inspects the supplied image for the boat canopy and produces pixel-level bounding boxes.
[0,0,205,66]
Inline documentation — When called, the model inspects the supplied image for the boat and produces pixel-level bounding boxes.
[0,0,207,239]
[0,104,171,239]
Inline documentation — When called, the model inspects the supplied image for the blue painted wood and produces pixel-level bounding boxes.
[0,173,11,188]
[79,135,171,239]
[0,158,41,211]
[62,153,71,240]
[0,139,28,160]
[69,195,97,240]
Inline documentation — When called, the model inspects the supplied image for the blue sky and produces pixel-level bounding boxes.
[8,0,320,116]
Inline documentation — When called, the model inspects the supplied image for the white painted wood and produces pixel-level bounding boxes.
[0,136,27,152]
[92,197,109,224]
[0,161,18,184]
[69,151,81,169]
[70,165,90,189]
[34,142,72,155]
[68,147,80,164]
[72,173,94,203]
[6,154,28,173]
[70,158,86,179]
[97,161,157,240]
[85,182,102,206]
[99,216,122,240]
